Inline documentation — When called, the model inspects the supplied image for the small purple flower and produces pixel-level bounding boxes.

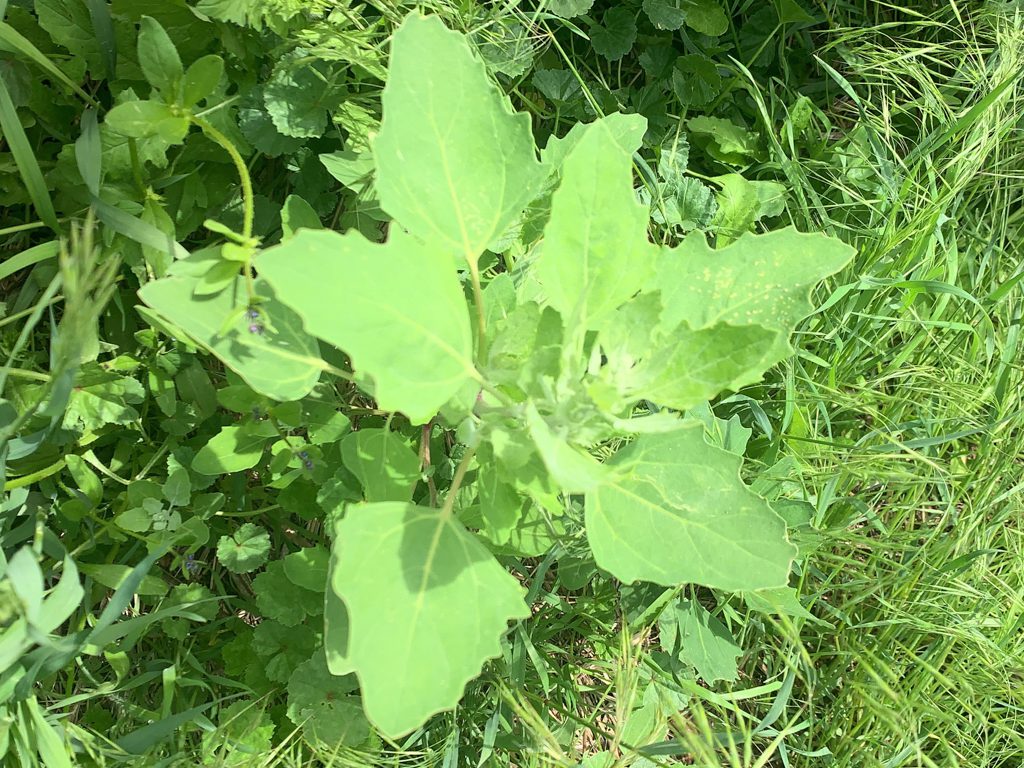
[245,306,260,320]
[248,323,264,335]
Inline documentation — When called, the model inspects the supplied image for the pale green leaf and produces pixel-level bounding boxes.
[525,402,608,493]
[256,228,477,425]
[340,428,421,502]
[373,14,544,261]
[659,599,741,683]
[105,100,189,143]
[476,459,524,545]
[138,274,322,402]
[537,114,656,331]
[586,424,795,590]
[547,0,596,17]
[330,502,529,736]
[650,227,855,365]
[192,421,276,475]
[603,319,780,411]
[283,546,329,592]
[138,16,182,94]
[216,523,270,574]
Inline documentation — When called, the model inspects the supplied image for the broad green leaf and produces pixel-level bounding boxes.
[280,194,321,237]
[78,563,168,597]
[340,428,421,502]
[683,0,729,35]
[589,8,637,61]
[586,424,795,590]
[331,502,529,736]
[35,0,104,75]
[373,14,544,261]
[257,229,478,425]
[138,274,322,402]
[264,57,343,139]
[476,458,524,545]
[324,518,353,676]
[602,318,781,411]
[547,0,596,17]
[643,0,728,35]
[688,117,760,162]
[138,16,182,94]
[286,653,368,747]
[659,599,741,683]
[105,100,189,143]
[182,54,224,106]
[650,228,855,366]
[283,546,329,592]
[253,562,322,626]
[537,114,656,331]
[192,421,276,475]
[216,523,270,574]
[252,620,318,682]
[525,402,608,493]
[671,55,722,106]
[711,175,787,242]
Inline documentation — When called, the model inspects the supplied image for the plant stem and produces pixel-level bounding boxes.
[440,446,476,521]
[468,257,488,362]
[192,117,254,241]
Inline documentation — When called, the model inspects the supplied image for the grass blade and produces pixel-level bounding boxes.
[0,78,60,233]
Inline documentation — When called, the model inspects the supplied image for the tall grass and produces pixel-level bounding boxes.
[754,2,1024,765]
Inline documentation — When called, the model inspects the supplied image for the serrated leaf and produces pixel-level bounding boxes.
[35,0,103,75]
[533,69,582,105]
[547,0,596,17]
[589,8,637,61]
[373,14,544,261]
[659,599,740,683]
[286,653,368,747]
[256,228,477,425]
[139,273,322,402]
[216,523,270,574]
[671,55,721,106]
[688,116,760,161]
[252,620,317,682]
[340,428,421,502]
[264,57,343,139]
[586,424,795,590]
[330,502,529,736]
[253,561,322,626]
[684,0,729,35]
[672,177,718,230]
[650,228,855,365]
[537,114,656,332]
[645,0,728,35]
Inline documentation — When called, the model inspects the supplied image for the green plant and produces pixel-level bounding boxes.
[140,12,852,739]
